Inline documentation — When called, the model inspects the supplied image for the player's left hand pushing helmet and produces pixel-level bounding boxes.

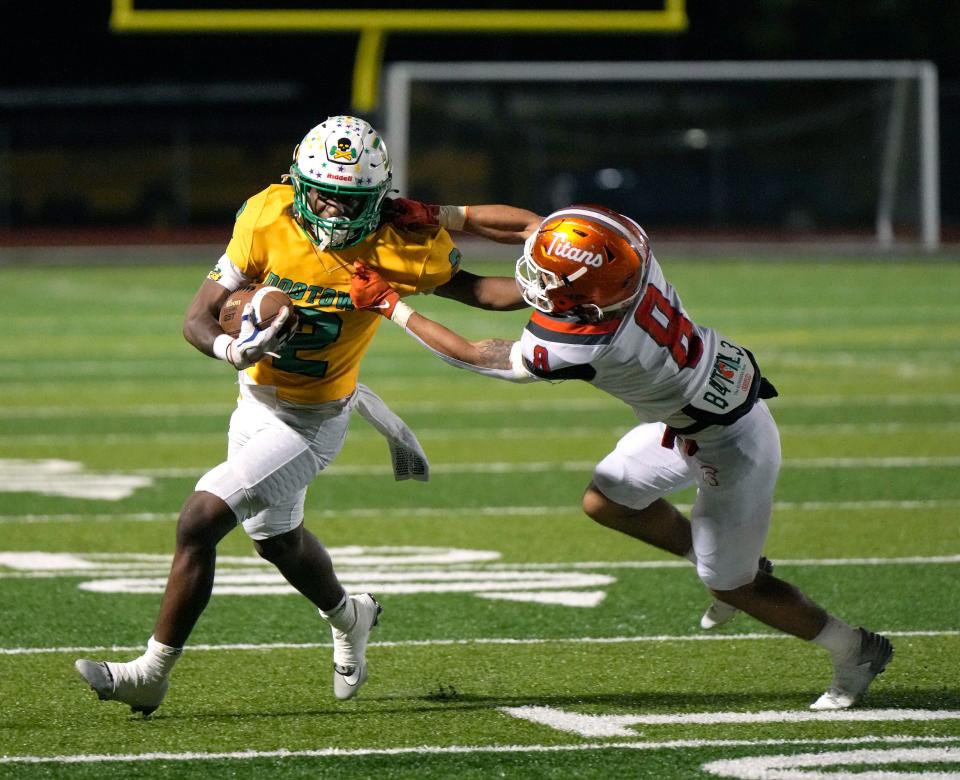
[288,116,392,250]
[516,204,651,320]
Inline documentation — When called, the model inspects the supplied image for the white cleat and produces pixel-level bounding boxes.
[74,658,168,716]
[331,593,382,700]
[700,557,774,630]
[700,599,739,630]
[810,628,894,710]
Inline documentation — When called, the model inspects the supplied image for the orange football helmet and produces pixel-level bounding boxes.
[516,204,650,319]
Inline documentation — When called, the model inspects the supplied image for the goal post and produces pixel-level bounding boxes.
[384,61,939,251]
[109,0,689,112]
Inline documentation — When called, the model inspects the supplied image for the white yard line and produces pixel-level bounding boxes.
[115,456,960,477]
[778,422,960,434]
[474,554,960,571]
[0,403,227,419]
[2,552,958,581]
[2,393,960,419]
[4,418,960,436]
[309,456,960,472]
[783,456,960,467]
[0,512,180,524]
[6,453,960,475]
[704,746,960,779]
[3,554,959,580]
[2,498,959,525]
[2,629,955,656]
[503,705,960,737]
[0,735,957,766]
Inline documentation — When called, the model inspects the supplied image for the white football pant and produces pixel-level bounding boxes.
[195,384,355,540]
[592,401,781,591]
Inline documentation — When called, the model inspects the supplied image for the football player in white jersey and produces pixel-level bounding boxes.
[356,202,893,711]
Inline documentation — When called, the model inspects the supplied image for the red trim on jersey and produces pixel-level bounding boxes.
[529,311,621,335]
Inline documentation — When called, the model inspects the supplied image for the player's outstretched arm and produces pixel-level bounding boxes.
[350,262,533,382]
[462,204,542,244]
[384,197,534,310]
[409,315,516,371]
[384,197,541,244]
[433,270,526,311]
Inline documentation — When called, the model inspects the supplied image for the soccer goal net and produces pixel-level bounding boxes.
[384,61,939,251]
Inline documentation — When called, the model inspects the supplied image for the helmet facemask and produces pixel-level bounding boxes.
[514,232,589,314]
[288,116,392,250]
[290,166,389,250]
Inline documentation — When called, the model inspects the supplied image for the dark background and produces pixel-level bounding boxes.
[1,1,956,243]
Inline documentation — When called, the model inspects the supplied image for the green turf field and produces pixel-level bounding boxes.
[1,258,958,778]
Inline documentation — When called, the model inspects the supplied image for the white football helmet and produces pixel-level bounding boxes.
[288,116,391,250]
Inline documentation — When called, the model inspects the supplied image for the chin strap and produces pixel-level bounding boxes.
[573,303,605,323]
[574,283,645,323]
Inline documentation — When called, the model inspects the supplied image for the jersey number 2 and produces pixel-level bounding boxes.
[272,309,342,377]
[633,285,703,369]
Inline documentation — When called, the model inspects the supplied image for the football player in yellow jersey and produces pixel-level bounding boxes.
[75,115,540,715]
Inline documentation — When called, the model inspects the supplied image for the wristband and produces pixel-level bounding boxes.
[436,205,467,231]
[390,300,414,329]
[212,333,235,362]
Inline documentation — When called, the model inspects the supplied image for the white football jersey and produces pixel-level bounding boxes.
[518,253,763,433]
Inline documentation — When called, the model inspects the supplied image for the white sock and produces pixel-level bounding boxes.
[811,615,860,661]
[139,636,182,679]
[319,593,356,632]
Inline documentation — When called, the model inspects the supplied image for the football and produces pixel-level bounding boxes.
[218,284,294,338]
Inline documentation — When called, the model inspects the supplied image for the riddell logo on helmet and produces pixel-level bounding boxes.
[545,234,603,267]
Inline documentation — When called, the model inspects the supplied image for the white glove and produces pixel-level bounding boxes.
[224,303,294,370]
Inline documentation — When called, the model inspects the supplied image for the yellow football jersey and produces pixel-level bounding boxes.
[220,184,461,404]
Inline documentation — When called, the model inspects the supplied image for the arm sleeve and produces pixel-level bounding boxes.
[207,253,253,291]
